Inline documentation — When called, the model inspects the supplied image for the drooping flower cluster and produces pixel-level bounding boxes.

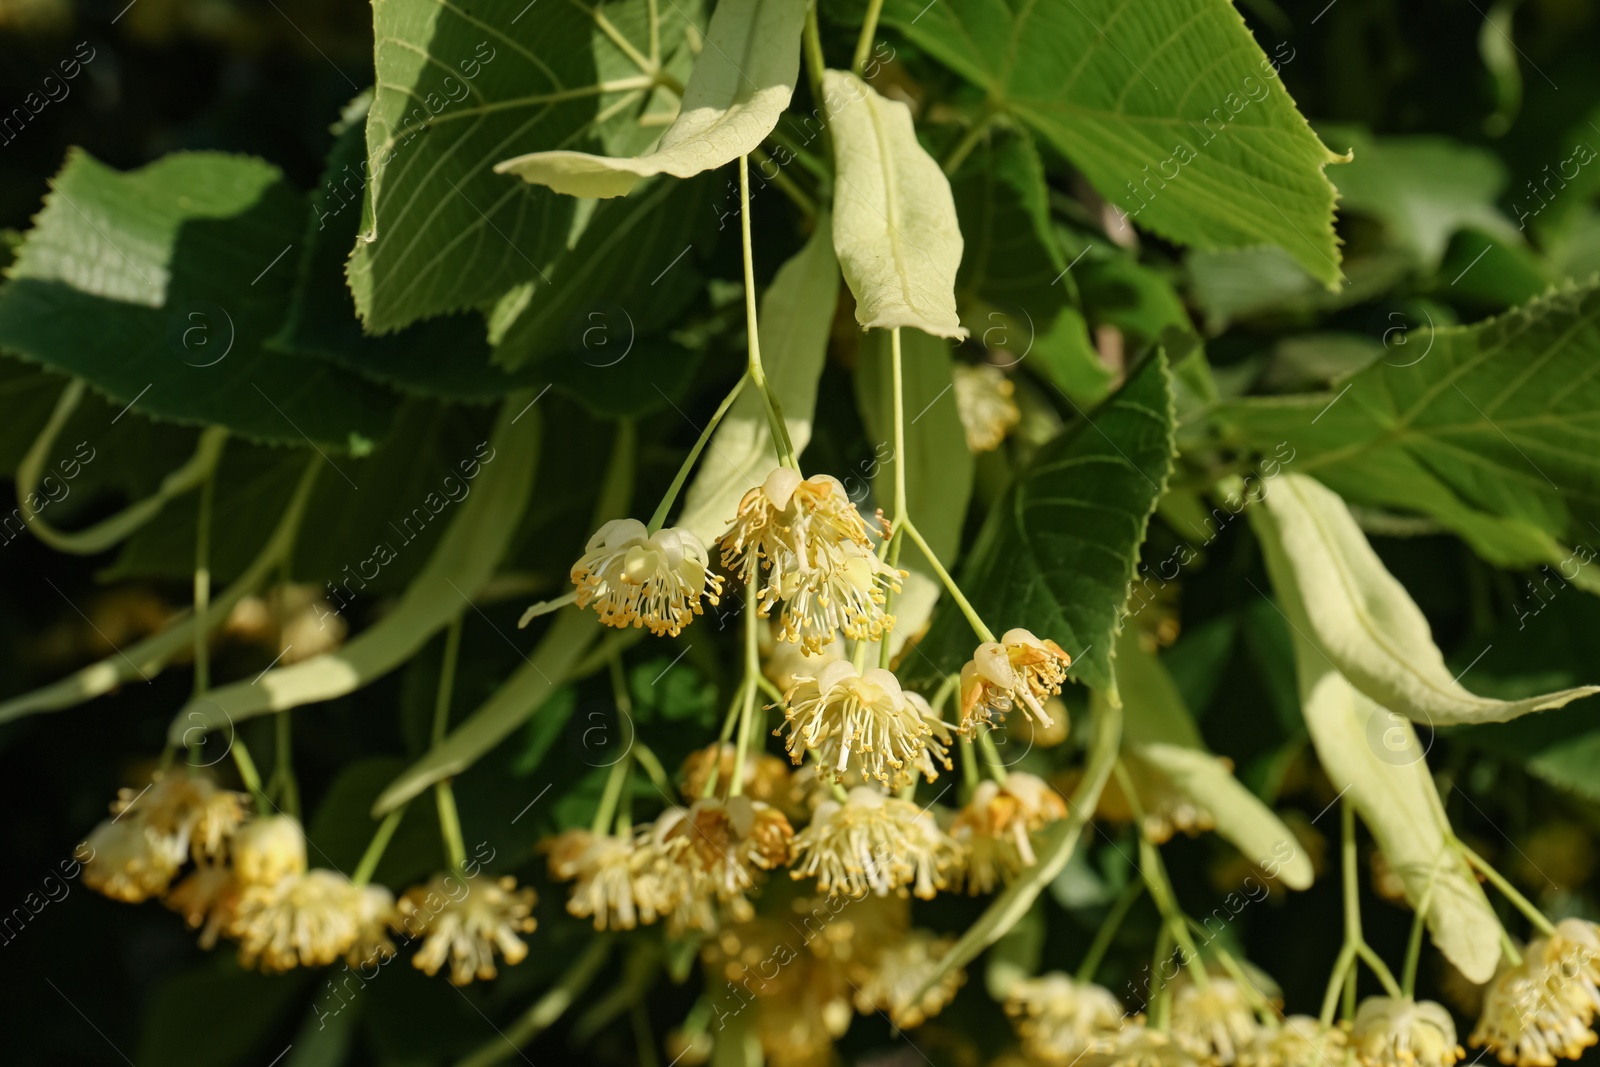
[959,628,1072,736]
[788,786,964,900]
[720,467,903,653]
[1353,997,1465,1067]
[1472,919,1600,1066]
[83,771,244,902]
[1004,972,1128,1064]
[1246,1016,1351,1067]
[569,518,723,636]
[780,661,949,789]
[397,873,537,986]
[1170,977,1262,1066]
[952,771,1068,893]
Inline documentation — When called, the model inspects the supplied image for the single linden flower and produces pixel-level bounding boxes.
[347,884,398,969]
[120,771,245,862]
[398,873,537,986]
[1471,919,1600,1066]
[82,818,187,903]
[231,815,309,885]
[653,797,795,932]
[720,467,902,654]
[1082,1023,1202,1067]
[1352,997,1464,1067]
[959,628,1071,737]
[850,928,966,1029]
[952,772,1068,894]
[165,864,239,949]
[1005,972,1127,1065]
[1171,977,1262,1066]
[543,827,667,931]
[789,786,964,900]
[781,661,945,789]
[953,362,1022,453]
[1246,1016,1352,1067]
[230,868,363,972]
[569,518,723,637]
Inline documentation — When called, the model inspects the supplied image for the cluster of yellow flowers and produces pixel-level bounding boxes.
[82,773,536,986]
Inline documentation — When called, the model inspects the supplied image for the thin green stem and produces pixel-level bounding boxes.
[192,453,218,696]
[1150,922,1175,1030]
[941,112,994,176]
[1077,878,1145,982]
[1356,943,1404,998]
[852,0,886,74]
[1401,851,1447,996]
[750,146,819,220]
[977,725,1009,783]
[802,4,830,161]
[231,736,272,815]
[593,754,632,836]
[648,376,748,533]
[739,155,798,468]
[274,709,299,820]
[353,803,408,886]
[1459,843,1557,936]
[959,735,979,795]
[436,781,468,871]
[1319,944,1357,1026]
[1120,761,1208,990]
[901,517,995,642]
[1342,801,1363,943]
[731,575,762,797]
[633,742,675,799]
[432,617,468,870]
[890,328,908,521]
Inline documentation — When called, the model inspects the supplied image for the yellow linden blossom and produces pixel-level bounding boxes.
[544,826,683,932]
[952,772,1068,894]
[569,518,723,636]
[1082,1023,1203,1067]
[789,786,964,900]
[165,864,239,949]
[230,869,363,973]
[347,884,398,969]
[83,818,186,903]
[850,928,966,1029]
[231,815,308,885]
[720,467,902,653]
[1171,978,1262,1066]
[652,797,795,932]
[1246,1016,1351,1067]
[1004,972,1127,1065]
[1353,997,1464,1067]
[953,362,1022,453]
[1472,919,1600,1066]
[959,628,1072,737]
[398,873,537,986]
[781,661,948,789]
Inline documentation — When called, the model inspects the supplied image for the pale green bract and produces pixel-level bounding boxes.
[1252,496,1504,984]
[1116,630,1314,889]
[495,0,805,198]
[1261,473,1599,724]
[823,69,967,339]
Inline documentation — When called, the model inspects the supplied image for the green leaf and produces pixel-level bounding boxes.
[824,69,966,339]
[167,399,540,740]
[0,149,394,447]
[1320,126,1520,268]
[348,0,702,331]
[489,174,713,370]
[904,352,1176,692]
[274,109,542,402]
[677,219,839,542]
[1251,495,1505,984]
[856,328,975,652]
[496,0,804,196]
[880,0,1345,285]
[1221,281,1600,580]
[1257,473,1597,725]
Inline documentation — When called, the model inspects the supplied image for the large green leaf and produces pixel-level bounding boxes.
[1221,281,1600,577]
[348,0,701,331]
[903,352,1176,691]
[0,149,393,448]
[496,0,804,197]
[879,0,1344,285]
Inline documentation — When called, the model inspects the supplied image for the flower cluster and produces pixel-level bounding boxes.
[952,771,1068,893]
[1472,920,1600,1066]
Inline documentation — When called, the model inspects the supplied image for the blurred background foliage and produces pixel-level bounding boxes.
[1,0,1599,1065]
